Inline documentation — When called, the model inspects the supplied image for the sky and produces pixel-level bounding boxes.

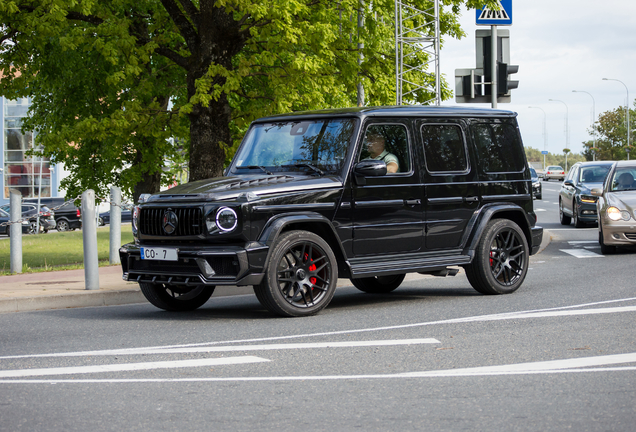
[437,0,636,157]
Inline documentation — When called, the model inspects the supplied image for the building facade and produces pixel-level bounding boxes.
[1,97,63,206]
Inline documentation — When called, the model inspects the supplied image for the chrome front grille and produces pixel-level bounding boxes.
[140,207,204,236]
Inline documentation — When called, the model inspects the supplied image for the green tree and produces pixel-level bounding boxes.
[1,0,495,200]
[588,104,635,161]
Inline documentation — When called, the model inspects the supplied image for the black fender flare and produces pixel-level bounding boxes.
[462,204,534,256]
[258,212,350,276]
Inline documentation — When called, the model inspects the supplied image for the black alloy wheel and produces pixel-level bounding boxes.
[573,201,585,228]
[351,274,406,294]
[139,282,215,311]
[254,230,337,317]
[465,219,529,295]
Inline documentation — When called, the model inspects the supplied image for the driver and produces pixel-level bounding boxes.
[364,131,399,174]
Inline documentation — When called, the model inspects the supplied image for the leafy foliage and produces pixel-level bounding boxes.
[1,0,496,201]
[584,104,635,161]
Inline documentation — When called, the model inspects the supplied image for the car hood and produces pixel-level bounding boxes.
[605,191,636,213]
[146,174,344,203]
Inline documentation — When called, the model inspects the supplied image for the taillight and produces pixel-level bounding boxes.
[76,209,81,217]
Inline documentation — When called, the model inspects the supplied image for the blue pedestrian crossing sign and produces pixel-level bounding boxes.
[476,0,513,26]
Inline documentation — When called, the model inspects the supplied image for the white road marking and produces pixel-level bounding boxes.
[568,240,599,245]
[560,249,604,258]
[2,353,635,384]
[2,298,636,361]
[535,208,546,212]
[0,356,269,379]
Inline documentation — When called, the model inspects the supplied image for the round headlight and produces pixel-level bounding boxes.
[216,207,238,232]
[607,207,622,221]
[132,206,140,232]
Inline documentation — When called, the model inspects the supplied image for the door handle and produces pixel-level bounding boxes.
[404,199,421,206]
[463,196,479,203]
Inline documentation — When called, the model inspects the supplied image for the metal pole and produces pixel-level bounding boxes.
[357,0,365,107]
[81,189,100,290]
[491,25,497,109]
[109,186,122,265]
[572,90,596,160]
[36,153,43,234]
[394,0,400,105]
[9,189,22,274]
[529,106,548,169]
[434,0,441,106]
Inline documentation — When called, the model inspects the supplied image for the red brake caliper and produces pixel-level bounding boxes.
[305,253,317,286]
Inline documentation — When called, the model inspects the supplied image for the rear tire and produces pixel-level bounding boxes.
[56,219,70,232]
[139,283,215,311]
[351,274,406,294]
[465,219,529,295]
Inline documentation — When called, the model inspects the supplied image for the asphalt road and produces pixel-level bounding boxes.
[1,183,634,431]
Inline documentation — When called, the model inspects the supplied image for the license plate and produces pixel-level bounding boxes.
[140,247,178,261]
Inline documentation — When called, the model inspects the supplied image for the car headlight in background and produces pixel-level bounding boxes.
[607,206,631,221]
[206,207,238,234]
[580,195,596,203]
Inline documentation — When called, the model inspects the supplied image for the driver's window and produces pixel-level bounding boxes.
[359,124,410,174]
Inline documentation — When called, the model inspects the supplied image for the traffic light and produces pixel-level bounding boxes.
[497,62,519,95]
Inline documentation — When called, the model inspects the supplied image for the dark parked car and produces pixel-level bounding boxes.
[530,166,542,199]
[99,208,132,226]
[0,203,56,234]
[120,106,543,317]
[591,160,636,254]
[0,208,31,235]
[23,197,82,232]
[559,161,613,227]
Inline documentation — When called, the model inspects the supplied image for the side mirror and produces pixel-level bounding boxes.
[563,179,574,187]
[354,160,387,177]
[590,188,603,197]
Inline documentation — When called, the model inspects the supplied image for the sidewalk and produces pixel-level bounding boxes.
[0,265,253,314]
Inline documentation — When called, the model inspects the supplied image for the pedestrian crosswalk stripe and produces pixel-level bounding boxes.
[560,249,604,258]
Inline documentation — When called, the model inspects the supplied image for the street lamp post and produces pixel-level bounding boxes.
[602,78,631,155]
[549,99,570,170]
[528,106,548,169]
[572,90,597,161]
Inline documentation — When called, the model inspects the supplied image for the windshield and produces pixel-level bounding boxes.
[610,167,636,191]
[232,119,356,175]
[579,165,610,183]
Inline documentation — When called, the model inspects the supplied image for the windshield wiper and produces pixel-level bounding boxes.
[292,163,325,176]
[236,165,273,175]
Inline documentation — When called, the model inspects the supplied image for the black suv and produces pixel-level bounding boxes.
[23,197,82,231]
[120,106,543,317]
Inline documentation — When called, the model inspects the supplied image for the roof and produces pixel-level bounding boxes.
[257,105,517,123]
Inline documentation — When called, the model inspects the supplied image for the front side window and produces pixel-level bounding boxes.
[421,124,467,173]
[472,123,525,173]
[233,119,355,174]
[358,124,410,174]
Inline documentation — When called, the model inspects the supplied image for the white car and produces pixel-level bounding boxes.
[544,165,565,181]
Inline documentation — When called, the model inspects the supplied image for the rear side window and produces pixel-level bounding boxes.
[420,124,468,173]
[471,123,525,173]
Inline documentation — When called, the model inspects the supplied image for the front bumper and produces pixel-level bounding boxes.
[600,219,636,247]
[119,243,268,287]
[576,201,598,223]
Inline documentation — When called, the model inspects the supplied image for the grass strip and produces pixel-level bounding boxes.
[0,225,133,275]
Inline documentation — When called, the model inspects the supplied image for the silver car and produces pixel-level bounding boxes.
[544,165,565,181]
[591,160,636,254]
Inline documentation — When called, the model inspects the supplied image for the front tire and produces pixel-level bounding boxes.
[254,230,337,317]
[559,200,571,225]
[351,274,406,294]
[573,203,585,228]
[139,283,215,311]
[465,219,529,295]
[599,228,616,254]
